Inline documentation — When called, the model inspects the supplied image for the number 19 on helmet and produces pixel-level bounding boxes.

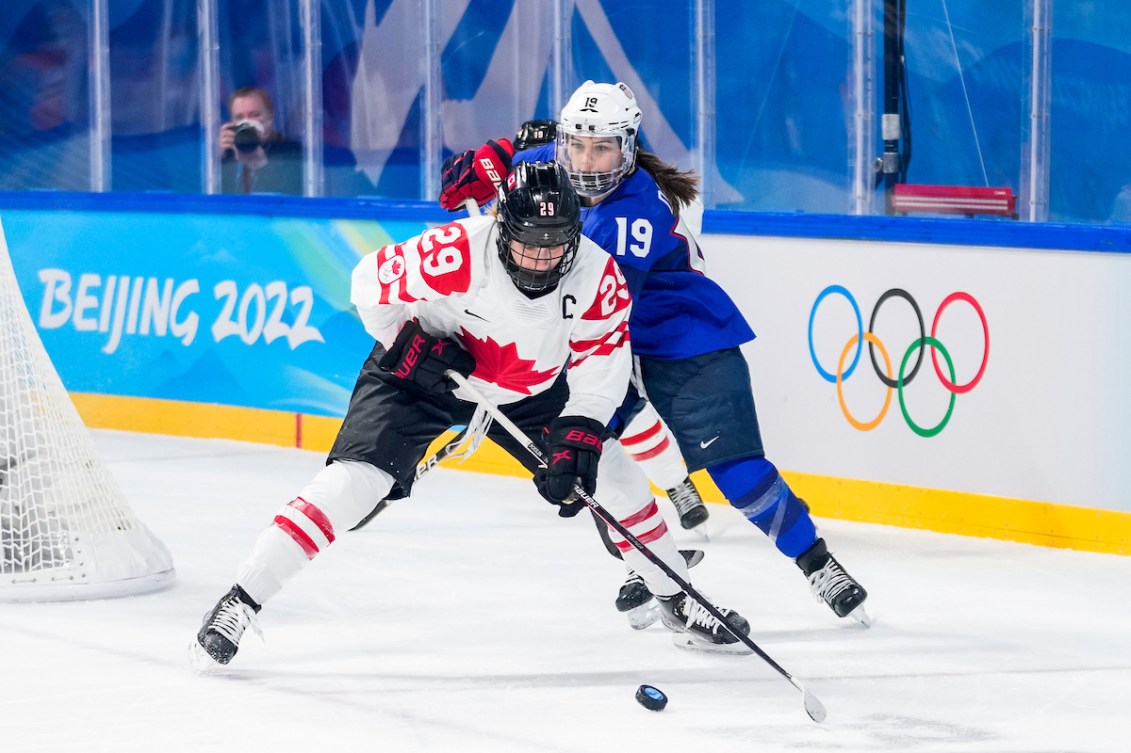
[555,80,643,200]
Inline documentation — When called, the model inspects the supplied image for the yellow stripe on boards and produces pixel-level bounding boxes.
[70,393,341,450]
[779,472,1131,556]
[70,393,1131,556]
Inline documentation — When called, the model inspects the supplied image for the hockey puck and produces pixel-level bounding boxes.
[635,684,668,711]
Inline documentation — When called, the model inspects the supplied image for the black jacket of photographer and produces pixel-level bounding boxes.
[221,129,303,196]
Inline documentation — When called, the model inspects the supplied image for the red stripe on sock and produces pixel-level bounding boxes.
[273,515,319,559]
[619,501,660,529]
[289,497,335,544]
[620,420,663,447]
[636,521,670,544]
[631,436,671,461]
[613,522,670,553]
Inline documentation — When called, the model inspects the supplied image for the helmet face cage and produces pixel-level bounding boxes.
[555,81,642,198]
[555,131,636,198]
[496,162,582,293]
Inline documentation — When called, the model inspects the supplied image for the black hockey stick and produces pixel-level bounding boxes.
[447,370,827,724]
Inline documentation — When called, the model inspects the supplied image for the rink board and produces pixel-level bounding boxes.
[1,197,1128,554]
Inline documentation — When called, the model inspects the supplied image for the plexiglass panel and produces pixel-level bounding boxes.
[109,0,201,193]
[0,0,1129,223]
[899,3,1025,194]
[1051,1,1131,224]
[0,2,93,191]
[570,0,697,180]
[714,0,857,212]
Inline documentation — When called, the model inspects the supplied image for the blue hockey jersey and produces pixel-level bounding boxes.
[518,145,754,360]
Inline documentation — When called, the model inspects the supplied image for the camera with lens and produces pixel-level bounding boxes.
[232,119,264,153]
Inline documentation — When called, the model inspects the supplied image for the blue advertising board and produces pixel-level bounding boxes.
[2,209,430,417]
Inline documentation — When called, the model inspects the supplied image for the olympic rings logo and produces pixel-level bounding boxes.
[807,286,990,437]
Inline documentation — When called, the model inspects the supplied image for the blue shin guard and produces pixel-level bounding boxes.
[707,457,816,558]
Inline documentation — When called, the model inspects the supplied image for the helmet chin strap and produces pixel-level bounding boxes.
[512,276,558,299]
[578,183,617,204]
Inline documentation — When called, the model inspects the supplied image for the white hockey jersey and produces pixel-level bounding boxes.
[351,214,633,425]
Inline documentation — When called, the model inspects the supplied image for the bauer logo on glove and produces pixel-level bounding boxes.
[535,415,607,516]
[378,319,476,394]
[439,138,515,211]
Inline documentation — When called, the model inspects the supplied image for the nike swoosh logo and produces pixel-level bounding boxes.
[464,309,489,322]
[700,436,720,449]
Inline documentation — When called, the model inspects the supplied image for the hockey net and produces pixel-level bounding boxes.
[0,218,174,601]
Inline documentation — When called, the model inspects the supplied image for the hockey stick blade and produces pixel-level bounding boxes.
[680,548,704,569]
[446,371,827,724]
[795,678,827,723]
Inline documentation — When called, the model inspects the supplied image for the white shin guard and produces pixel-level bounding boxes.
[236,460,395,605]
[597,443,689,597]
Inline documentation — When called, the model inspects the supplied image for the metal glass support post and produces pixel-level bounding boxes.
[89,0,111,192]
[301,0,324,197]
[421,0,442,202]
[200,0,220,194]
[850,0,875,215]
[693,0,716,209]
[1020,0,1051,222]
[552,0,574,111]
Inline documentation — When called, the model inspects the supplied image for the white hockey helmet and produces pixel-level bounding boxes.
[556,80,643,198]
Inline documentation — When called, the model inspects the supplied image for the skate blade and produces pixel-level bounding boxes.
[675,516,710,541]
[679,510,711,539]
[845,603,873,628]
[187,639,228,674]
[671,633,754,655]
[624,601,661,630]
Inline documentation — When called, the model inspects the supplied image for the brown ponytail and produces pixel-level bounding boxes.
[635,148,700,211]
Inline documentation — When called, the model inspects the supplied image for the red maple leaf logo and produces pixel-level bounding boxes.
[457,329,560,395]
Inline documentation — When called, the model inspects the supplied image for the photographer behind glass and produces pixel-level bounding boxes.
[219,86,302,195]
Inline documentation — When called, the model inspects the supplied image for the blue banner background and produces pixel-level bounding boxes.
[3,209,429,416]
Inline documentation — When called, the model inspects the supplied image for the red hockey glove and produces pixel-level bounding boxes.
[438,138,514,211]
[378,319,475,394]
[535,416,606,516]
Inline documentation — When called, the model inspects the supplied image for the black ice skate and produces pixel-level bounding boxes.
[666,477,710,531]
[615,571,658,629]
[614,549,705,630]
[190,584,262,669]
[796,538,871,626]
[657,591,752,655]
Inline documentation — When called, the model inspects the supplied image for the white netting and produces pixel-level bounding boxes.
[0,218,174,601]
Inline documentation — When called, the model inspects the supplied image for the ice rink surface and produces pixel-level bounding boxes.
[3,430,1128,753]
